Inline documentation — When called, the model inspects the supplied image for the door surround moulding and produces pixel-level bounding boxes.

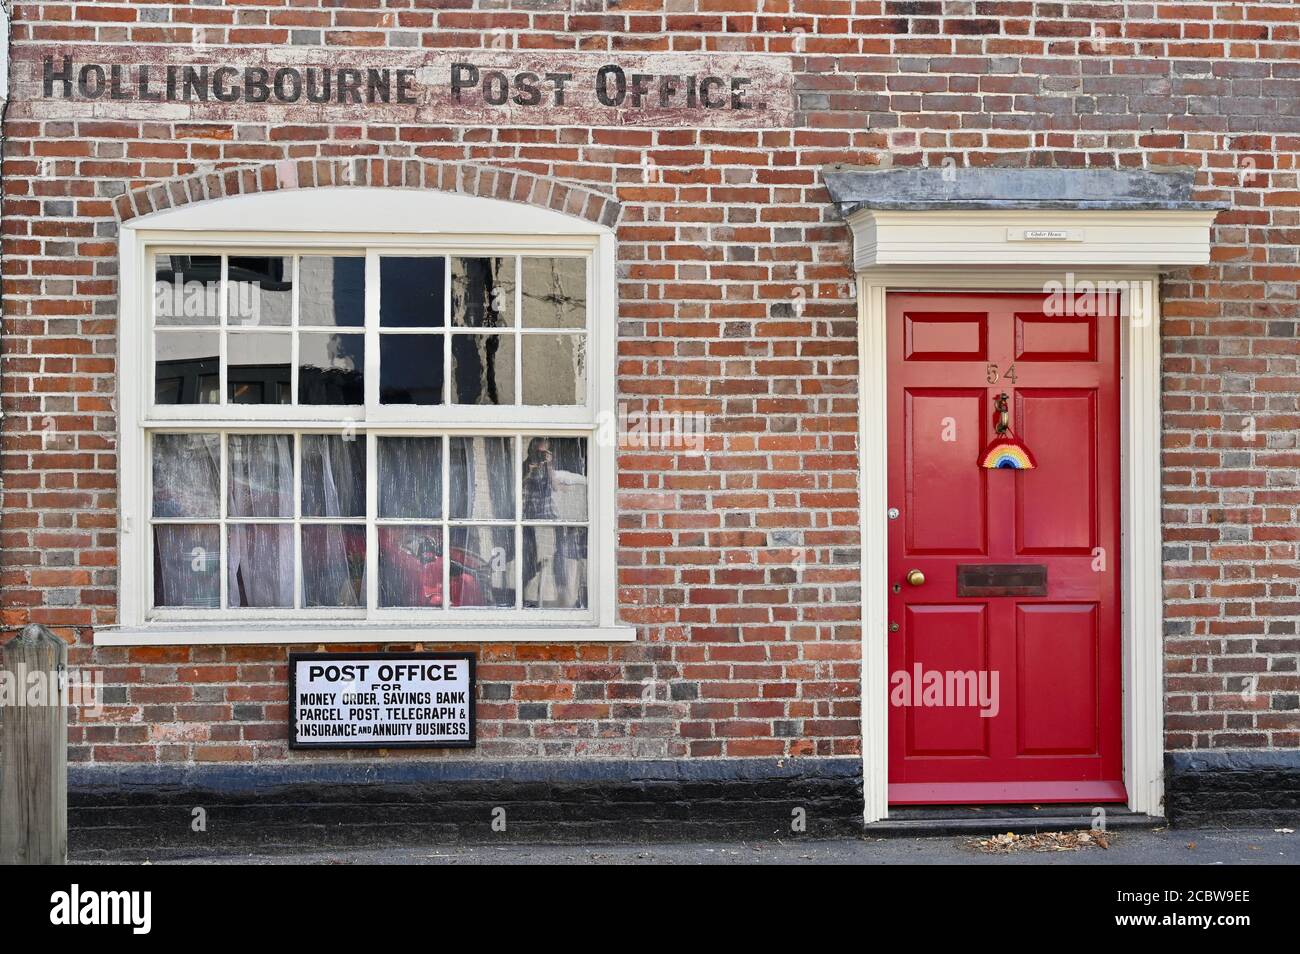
[856,266,1165,824]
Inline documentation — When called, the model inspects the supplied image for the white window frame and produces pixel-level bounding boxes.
[103,187,633,645]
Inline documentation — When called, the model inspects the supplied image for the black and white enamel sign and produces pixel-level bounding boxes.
[289,652,475,749]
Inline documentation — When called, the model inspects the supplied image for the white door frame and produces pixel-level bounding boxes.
[857,266,1165,823]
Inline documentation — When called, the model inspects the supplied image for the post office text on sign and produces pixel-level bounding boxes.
[290,652,475,750]
[451,63,754,110]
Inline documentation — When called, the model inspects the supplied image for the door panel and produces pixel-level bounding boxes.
[903,604,991,757]
[1016,603,1100,755]
[1015,389,1097,555]
[887,292,1124,805]
[905,389,987,555]
[1014,312,1097,361]
[905,312,988,361]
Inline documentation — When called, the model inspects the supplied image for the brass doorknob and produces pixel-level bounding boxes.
[906,569,925,587]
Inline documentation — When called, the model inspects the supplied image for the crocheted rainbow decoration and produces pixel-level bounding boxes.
[979,436,1037,470]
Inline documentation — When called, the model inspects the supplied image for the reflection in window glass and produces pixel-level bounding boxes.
[154,331,218,404]
[521,436,587,521]
[144,245,601,621]
[522,258,585,329]
[299,333,364,405]
[228,256,292,327]
[380,257,445,327]
[451,334,515,405]
[450,526,515,608]
[228,333,292,404]
[521,334,585,405]
[522,526,588,609]
[378,437,442,519]
[228,524,293,607]
[154,254,221,327]
[451,257,515,328]
[301,524,366,607]
[449,436,514,520]
[378,525,443,608]
[300,256,365,327]
[380,334,443,404]
[153,524,220,608]
[152,433,221,518]
[227,434,293,518]
[301,434,366,518]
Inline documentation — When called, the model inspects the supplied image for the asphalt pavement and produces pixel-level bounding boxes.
[78,826,1298,865]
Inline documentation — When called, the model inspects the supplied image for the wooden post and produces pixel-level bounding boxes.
[0,624,69,865]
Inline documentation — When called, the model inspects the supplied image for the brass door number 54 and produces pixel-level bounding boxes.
[986,362,1018,384]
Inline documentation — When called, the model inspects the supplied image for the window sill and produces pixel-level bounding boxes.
[94,623,637,646]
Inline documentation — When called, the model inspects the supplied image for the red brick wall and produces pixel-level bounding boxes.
[2,1,1297,765]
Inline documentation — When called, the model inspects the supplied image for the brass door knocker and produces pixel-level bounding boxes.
[994,392,1010,436]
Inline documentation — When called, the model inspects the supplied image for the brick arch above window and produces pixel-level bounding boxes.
[113,158,622,230]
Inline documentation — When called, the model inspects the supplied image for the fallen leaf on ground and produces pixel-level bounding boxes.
[969,830,1116,854]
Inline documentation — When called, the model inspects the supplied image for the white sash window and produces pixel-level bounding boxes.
[110,188,630,644]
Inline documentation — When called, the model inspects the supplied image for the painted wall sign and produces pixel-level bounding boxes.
[289,652,475,750]
[15,47,795,128]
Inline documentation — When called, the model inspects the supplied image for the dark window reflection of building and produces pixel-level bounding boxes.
[228,256,291,291]
[380,257,445,328]
[299,333,365,405]
[228,364,292,404]
[380,335,444,404]
[330,258,366,326]
[155,254,221,286]
[155,356,219,404]
[452,334,511,404]
[451,259,512,405]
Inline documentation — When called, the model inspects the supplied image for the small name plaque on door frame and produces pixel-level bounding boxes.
[956,564,1048,597]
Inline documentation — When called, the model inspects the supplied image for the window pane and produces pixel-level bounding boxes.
[449,436,514,520]
[155,331,218,404]
[299,332,364,405]
[153,524,220,607]
[228,523,294,607]
[522,334,585,405]
[380,256,445,327]
[154,254,221,327]
[228,434,294,518]
[300,256,364,327]
[451,334,515,405]
[523,526,588,609]
[227,256,291,327]
[451,256,515,328]
[379,437,442,519]
[378,525,443,608]
[228,332,291,405]
[301,434,366,518]
[301,524,366,607]
[152,433,220,518]
[450,526,515,608]
[522,436,588,521]
[522,257,585,329]
[380,334,443,404]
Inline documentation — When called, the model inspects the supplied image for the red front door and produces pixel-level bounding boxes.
[886,292,1125,804]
